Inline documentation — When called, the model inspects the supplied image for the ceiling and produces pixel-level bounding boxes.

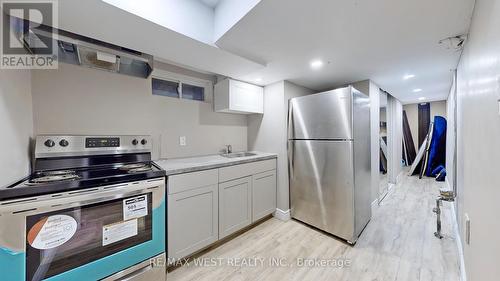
[57,0,264,77]
[216,0,475,103]
[199,0,221,9]
[58,0,474,104]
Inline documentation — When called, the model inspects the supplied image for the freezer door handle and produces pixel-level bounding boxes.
[287,99,294,140]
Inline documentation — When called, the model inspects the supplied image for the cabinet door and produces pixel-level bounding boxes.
[230,80,263,114]
[252,170,277,222]
[219,176,252,239]
[168,184,218,260]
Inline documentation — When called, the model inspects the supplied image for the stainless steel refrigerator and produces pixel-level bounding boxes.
[288,86,371,244]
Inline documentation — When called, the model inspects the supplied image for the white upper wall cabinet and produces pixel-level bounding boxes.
[214,79,264,114]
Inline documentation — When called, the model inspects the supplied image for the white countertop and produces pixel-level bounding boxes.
[154,152,277,176]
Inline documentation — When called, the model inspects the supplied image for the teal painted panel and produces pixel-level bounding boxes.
[0,247,25,281]
[1,198,165,281]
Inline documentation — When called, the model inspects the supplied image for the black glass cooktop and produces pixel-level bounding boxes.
[0,162,165,201]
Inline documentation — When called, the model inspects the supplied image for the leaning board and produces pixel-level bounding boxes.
[408,138,427,176]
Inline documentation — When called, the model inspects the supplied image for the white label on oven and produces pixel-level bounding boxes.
[28,215,78,250]
[123,195,148,221]
[102,219,138,246]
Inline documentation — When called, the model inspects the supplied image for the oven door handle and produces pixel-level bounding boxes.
[60,188,156,210]
[0,181,163,215]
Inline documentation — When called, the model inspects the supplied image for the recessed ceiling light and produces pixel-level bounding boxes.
[403,74,415,80]
[310,59,324,69]
[418,97,426,101]
[413,88,422,93]
[255,78,262,82]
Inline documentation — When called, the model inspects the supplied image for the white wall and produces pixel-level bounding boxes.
[248,82,285,209]
[248,80,313,212]
[103,0,215,45]
[387,95,403,184]
[352,80,380,203]
[446,72,457,207]
[103,0,263,45]
[452,0,500,279]
[403,100,447,151]
[0,69,33,187]
[31,63,248,160]
[430,100,447,121]
[282,81,315,210]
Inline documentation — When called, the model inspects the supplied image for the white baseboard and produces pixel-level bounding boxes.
[273,208,291,221]
[451,203,467,281]
[445,180,467,281]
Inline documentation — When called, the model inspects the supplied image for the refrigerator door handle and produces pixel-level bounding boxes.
[288,140,294,180]
[287,99,295,180]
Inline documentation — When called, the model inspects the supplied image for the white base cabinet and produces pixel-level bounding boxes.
[167,158,276,261]
[167,170,219,261]
[218,176,252,239]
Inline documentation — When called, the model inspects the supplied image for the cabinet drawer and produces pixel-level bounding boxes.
[219,159,276,183]
[168,169,218,194]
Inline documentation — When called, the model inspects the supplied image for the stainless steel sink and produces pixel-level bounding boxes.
[221,152,257,158]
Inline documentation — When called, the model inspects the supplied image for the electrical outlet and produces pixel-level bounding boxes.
[465,213,471,245]
[179,136,186,146]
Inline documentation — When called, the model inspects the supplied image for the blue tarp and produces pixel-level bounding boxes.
[425,116,447,177]
[436,168,446,182]
[431,165,445,177]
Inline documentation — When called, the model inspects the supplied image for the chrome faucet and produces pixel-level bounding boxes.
[225,144,232,154]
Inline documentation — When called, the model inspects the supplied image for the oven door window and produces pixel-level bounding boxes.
[25,193,153,281]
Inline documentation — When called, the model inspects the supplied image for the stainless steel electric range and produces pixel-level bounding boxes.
[0,135,166,281]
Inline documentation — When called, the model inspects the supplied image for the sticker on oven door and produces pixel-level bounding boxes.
[27,215,78,250]
[123,195,148,221]
[102,219,138,246]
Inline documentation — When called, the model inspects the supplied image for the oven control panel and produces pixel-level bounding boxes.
[34,135,153,158]
[85,137,120,148]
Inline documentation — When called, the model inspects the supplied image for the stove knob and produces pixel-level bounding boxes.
[132,139,138,145]
[141,139,148,145]
[59,139,69,147]
[44,139,55,148]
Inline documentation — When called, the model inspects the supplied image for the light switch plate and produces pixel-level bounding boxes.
[179,136,186,146]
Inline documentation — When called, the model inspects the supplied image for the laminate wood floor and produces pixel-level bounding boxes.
[167,175,461,281]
